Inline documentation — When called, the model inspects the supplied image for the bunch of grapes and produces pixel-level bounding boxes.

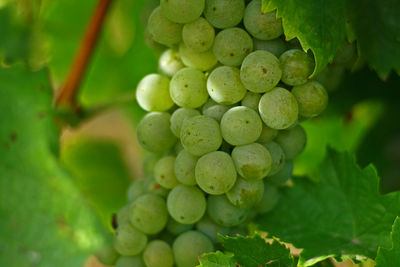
[97,0,329,266]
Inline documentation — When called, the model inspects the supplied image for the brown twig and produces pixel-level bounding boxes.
[55,0,114,110]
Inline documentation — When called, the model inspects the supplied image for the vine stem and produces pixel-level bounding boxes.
[55,0,114,110]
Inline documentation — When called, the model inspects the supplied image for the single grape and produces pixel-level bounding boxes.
[148,7,182,47]
[167,217,194,235]
[275,125,307,160]
[143,240,174,267]
[257,124,278,143]
[243,0,283,40]
[116,256,145,267]
[231,143,272,180]
[226,176,264,208]
[207,66,247,105]
[154,156,180,189]
[179,42,218,71]
[220,106,262,146]
[196,215,231,243]
[213,27,253,66]
[182,17,215,52]
[255,181,279,214]
[130,194,168,235]
[201,98,231,121]
[170,68,208,108]
[143,153,162,176]
[204,0,245,29]
[195,151,237,195]
[137,112,176,153]
[262,141,285,176]
[174,149,199,186]
[258,87,298,129]
[253,37,287,57]
[280,49,315,86]
[158,49,185,77]
[266,160,293,185]
[207,195,249,227]
[160,0,205,24]
[95,244,119,266]
[170,108,200,138]
[144,175,170,197]
[113,223,148,256]
[180,115,222,156]
[241,91,261,111]
[240,50,282,93]
[292,81,329,118]
[127,179,146,203]
[136,74,174,112]
[167,185,207,224]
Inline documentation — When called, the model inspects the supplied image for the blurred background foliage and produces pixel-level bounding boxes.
[0,0,399,266]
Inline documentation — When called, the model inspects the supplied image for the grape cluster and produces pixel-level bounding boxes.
[98,0,329,266]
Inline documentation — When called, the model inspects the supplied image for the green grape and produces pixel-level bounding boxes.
[201,98,231,121]
[170,68,208,108]
[127,179,146,203]
[213,27,253,66]
[137,112,176,153]
[180,115,222,156]
[257,124,278,143]
[243,0,283,40]
[174,149,199,186]
[160,0,205,24]
[136,74,174,112]
[182,17,215,52]
[207,66,247,105]
[204,0,245,29]
[226,176,264,208]
[144,175,170,197]
[207,195,249,227]
[292,81,329,118]
[117,204,132,226]
[275,125,307,160]
[195,151,237,195]
[167,185,207,224]
[145,27,167,53]
[220,106,262,145]
[240,50,282,93]
[255,181,279,214]
[179,42,218,71]
[143,153,162,176]
[262,141,285,176]
[170,108,201,138]
[173,231,214,267]
[130,193,168,235]
[167,217,194,235]
[314,64,345,92]
[196,215,230,243]
[143,240,174,267]
[158,49,185,77]
[148,7,183,47]
[253,37,287,57]
[113,223,148,256]
[258,87,299,130]
[267,160,293,185]
[95,244,119,266]
[231,143,272,180]
[241,91,261,111]
[116,256,145,267]
[154,156,180,189]
[279,49,315,86]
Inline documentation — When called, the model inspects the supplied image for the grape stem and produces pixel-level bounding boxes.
[55,0,114,111]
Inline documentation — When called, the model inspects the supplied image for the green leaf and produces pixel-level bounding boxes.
[221,234,295,267]
[346,0,400,78]
[256,148,400,266]
[375,217,400,267]
[262,0,347,76]
[0,65,107,266]
[61,138,132,228]
[198,251,236,267]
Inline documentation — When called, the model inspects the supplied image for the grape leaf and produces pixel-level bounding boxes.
[262,0,347,76]
[0,65,107,266]
[221,234,295,267]
[198,251,236,267]
[346,0,400,79]
[256,148,400,266]
[375,217,400,267]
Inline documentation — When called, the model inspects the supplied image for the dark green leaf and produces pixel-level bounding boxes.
[198,251,236,267]
[375,217,400,267]
[256,148,400,266]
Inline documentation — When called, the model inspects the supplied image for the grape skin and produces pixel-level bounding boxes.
[204,0,245,29]
[136,74,174,112]
[113,223,148,256]
[179,42,218,71]
[207,195,249,227]
[170,108,201,138]
[182,17,215,52]
[275,125,307,160]
[279,49,315,86]
[158,49,185,77]
[154,156,180,189]
[160,0,205,24]
[226,176,264,208]
[143,240,174,267]
[148,7,182,47]
[174,149,199,186]
[292,80,329,117]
